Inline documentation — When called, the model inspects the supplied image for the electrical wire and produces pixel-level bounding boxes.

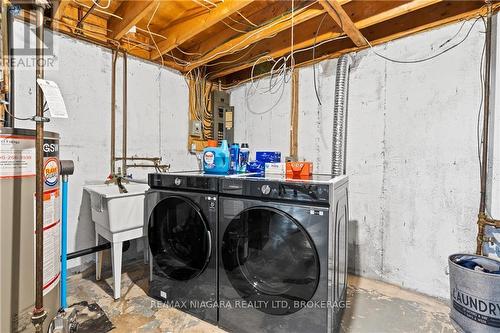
[226,14,253,29]
[312,13,328,106]
[92,0,111,10]
[220,19,249,33]
[72,0,122,19]
[147,3,165,67]
[363,16,483,64]
[205,43,259,66]
[192,0,214,11]
[477,15,487,180]
[236,10,258,27]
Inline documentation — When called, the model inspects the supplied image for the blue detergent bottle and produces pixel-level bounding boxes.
[203,140,230,174]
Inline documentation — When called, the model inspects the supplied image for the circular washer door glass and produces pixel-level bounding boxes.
[222,207,319,315]
[148,196,210,281]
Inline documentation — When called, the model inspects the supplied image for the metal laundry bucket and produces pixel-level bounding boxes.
[449,254,500,333]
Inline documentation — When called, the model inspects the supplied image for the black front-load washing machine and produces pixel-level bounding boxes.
[145,172,219,323]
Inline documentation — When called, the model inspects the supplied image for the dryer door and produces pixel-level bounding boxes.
[221,206,320,315]
[148,196,211,281]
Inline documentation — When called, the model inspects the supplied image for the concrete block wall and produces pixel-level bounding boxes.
[12,21,198,269]
[232,19,488,299]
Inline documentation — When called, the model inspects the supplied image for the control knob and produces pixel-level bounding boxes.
[261,184,271,195]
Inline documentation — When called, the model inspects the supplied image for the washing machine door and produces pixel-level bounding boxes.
[222,206,320,315]
[148,196,211,281]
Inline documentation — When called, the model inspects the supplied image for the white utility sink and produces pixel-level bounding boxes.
[84,182,150,299]
[84,183,149,233]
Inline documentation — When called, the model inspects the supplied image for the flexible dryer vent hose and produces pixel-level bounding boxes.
[332,55,350,177]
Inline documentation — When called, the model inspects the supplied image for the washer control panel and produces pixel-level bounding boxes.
[149,173,218,192]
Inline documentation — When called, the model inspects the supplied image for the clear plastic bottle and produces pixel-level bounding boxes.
[238,143,250,173]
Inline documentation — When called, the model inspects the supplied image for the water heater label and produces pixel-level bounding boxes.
[42,189,61,296]
[33,189,61,296]
[0,135,36,178]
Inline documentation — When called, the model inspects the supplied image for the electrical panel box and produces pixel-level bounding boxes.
[211,90,234,143]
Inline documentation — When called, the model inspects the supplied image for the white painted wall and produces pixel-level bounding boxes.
[232,18,487,299]
[12,21,198,268]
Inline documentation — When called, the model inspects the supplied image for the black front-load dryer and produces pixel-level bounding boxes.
[145,172,219,323]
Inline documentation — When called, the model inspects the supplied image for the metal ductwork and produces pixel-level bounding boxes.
[331,55,351,177]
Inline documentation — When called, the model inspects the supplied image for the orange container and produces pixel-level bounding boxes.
[286,161,313,179]
[207,139,218,147]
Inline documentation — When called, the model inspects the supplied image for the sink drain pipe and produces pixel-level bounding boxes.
[331,55,351,177]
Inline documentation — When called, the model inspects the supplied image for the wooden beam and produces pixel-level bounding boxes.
[150,0,254,60]
[355,0,443,29]
[108,0,157,41]
[53,0,70,20]
[318,0,367,47]
[209,0,446,79]
[185,5,325,72]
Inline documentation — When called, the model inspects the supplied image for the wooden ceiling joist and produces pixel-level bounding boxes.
[354,0,444,29]
[108,0,158,41]
[53,0,70,20]
[150,0,254,61]
[319,0,367,47]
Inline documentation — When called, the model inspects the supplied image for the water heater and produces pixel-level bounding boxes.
[0,128,60,333]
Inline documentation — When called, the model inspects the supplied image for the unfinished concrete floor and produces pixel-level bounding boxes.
[67,261,455,333]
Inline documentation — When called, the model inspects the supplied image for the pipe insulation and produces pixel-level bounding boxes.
[331,55,351,177]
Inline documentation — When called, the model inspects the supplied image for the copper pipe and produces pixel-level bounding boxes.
[122,52,127,177]
[476,3,495,255]
[110,49,118,176]
[479,7,492,215]
[115,156,162,161]
[1,2,14,127]
[32,4,47,332]
[1,2,9,125]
